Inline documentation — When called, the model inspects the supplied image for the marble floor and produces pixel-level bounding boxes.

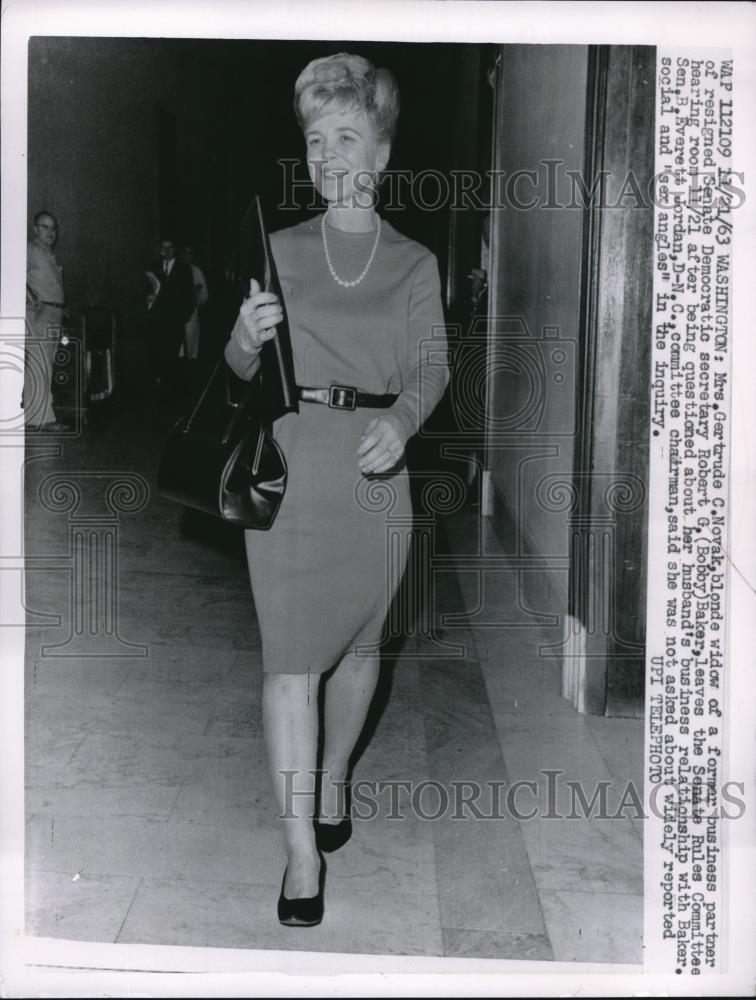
[23,383,643,964]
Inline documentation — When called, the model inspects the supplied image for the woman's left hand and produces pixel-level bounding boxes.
[357,414,407,475]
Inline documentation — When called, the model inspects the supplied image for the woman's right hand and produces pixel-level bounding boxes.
[234,278,283,353]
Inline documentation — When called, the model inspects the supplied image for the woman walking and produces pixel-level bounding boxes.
[225,52,448,926]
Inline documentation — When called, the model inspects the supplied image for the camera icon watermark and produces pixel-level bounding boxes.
[0,321,85,436]
[415,317,576,443]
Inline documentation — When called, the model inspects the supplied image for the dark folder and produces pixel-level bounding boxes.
[236,196,299,421]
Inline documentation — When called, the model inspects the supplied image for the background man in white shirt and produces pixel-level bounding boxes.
[24,210,68,431]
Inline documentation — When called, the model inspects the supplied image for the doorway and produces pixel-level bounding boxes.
[474,44,655,716]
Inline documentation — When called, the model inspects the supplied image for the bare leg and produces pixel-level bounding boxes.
[320,646,380,823]
[263,672,320,897]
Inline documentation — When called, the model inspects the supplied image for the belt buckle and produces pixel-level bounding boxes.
[329,385,357,411]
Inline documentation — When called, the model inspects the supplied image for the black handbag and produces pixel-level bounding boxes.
[157,196,298,529]
[156,359,287,529]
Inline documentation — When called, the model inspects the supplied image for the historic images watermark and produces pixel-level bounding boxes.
[276,158,745,213]
[278,769,746,823]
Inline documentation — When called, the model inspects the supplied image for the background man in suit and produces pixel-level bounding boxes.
[146,236,194,389]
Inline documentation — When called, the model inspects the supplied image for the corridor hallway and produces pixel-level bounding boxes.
[23,387,643,964]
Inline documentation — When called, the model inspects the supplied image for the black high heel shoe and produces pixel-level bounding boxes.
[314,781,352,853]
[277,854,325,927]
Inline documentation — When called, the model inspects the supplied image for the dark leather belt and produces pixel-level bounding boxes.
[297,384,398,411]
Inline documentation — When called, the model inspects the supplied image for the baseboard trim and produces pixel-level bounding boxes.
[561,613,587,713]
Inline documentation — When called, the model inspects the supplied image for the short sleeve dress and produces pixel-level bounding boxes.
[227,213,449,675]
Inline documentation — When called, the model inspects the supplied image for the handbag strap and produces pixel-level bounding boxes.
[183,355,263,439]
[222,371,264,446]
[184,357,224,431]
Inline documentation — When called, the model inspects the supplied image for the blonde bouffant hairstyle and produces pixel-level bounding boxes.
[294,53,400,144]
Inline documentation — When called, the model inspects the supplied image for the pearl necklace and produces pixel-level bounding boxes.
[321,212,381,288]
